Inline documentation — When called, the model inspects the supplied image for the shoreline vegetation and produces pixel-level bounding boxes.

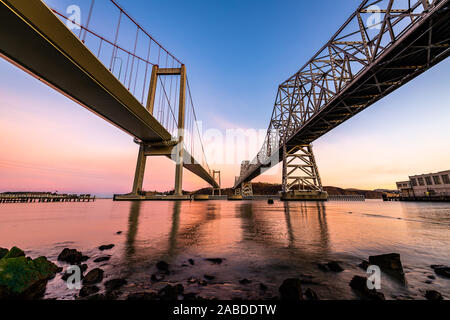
[0,246,447,301]
[1,184,395,200]
[146,184,392,199]
[197,184,389,199]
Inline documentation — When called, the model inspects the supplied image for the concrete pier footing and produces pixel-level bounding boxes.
[281,190,328,201]
[113,194,191,201]
[193,195,209,201]
[227,195,243,201]
[112,193,329,202]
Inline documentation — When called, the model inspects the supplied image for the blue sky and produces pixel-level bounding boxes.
[118,0,366,130]
[1,0,449,195]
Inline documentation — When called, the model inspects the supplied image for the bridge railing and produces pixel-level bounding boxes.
[237,0,443,185]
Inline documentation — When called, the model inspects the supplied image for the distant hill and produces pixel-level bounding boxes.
[193,183,384,199]
[323,186,383,199]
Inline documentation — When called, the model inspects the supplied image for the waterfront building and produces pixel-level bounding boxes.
[396,170,450,197]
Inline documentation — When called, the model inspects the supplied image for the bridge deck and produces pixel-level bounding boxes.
[236,0,449,187]
[0,0,218,188]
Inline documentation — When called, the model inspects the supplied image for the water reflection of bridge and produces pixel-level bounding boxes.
[124,201,330,265]
[237,202,330,259]
[125,201,221,261]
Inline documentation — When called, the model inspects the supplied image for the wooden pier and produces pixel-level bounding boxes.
[383,194,450,202]
[0,193,95,203]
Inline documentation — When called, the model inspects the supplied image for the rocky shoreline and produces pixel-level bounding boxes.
[0,246,447,301]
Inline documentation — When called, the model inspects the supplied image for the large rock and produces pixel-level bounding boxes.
[156,261,169,272]
[304,288,319,300]
[57,248,84,265]
[279,279,303,301]
[349,276,385,301]
[431,265,450,278]
[369,253,405,281]
[318,261,344,272]
[239,278,252,285]
[98,244,115,251]
[205,258,224,265]
[79,285,100,298]
[83,268,104,285]
[425,290,443,301]
[94,256,111,263]
[159,284,184,301]
[105,278,127,292]
[151,274,164,282]
[358,260,370,270]
[0,256,60,299]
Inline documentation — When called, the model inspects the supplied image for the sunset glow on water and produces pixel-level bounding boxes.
[1,200,448,300]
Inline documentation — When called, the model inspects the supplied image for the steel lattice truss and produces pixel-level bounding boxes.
[235,0,449,188]
[283,145,323,192]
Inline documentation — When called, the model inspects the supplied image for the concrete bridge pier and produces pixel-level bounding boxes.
[212,170,222,196]
[116,65,191,201]
[132,143,147,195]
[174,64,187,197]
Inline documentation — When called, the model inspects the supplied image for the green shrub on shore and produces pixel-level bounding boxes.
[1,246,25,260]
[0,247,61,299]
[0,248,8,260]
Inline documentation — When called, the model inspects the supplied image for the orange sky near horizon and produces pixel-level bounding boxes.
[1,57,449,196]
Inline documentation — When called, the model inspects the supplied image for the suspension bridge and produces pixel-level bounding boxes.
[0,0,220,200]
[0,0,449,201]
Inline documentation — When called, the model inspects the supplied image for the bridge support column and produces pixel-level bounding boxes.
[129,64,159,197]
[174,65,186,196]
[118,65,192,201]
[212,170,222,196]
[281,144,328,201]
[132,143,147,195]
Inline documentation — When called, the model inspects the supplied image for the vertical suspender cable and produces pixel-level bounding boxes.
[128,26,140,89]
[110,11,122,70]
[82,0,95,43]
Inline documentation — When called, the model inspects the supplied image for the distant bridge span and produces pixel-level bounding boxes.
[235,0,449,196]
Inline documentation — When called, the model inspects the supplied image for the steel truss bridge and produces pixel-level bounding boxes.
[234,0,449,197]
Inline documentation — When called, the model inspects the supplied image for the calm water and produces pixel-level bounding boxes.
[0,199,449,300]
